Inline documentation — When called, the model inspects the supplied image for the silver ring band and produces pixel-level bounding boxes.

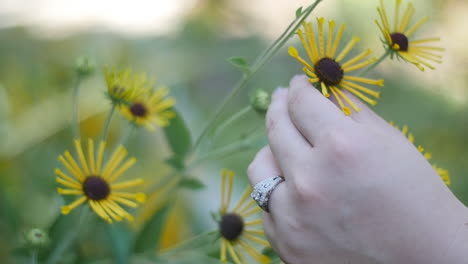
[250,176,285,212]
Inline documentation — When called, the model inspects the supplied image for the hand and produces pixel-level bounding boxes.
[247,75,468,264]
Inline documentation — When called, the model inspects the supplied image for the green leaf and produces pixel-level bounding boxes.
[295,6,303,18]
[133,204,172,253]
[227,56,251,75]
[261,246,279,259]
[162,231,219,256]
[163,108,192,161]
[157,251,221,264]
[178,177,205,190]
[107,223,132,264]
[165,156,185,170]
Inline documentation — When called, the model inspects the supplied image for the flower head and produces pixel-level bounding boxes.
[250,89,271,113]
[217,169,270,264]
[376,0,443,71]
[104,67,151,105]
[289,18,384,115]
[55,139,146,223]
[118,87,176,131]
[392,123,451,185]
[75,56,95,77]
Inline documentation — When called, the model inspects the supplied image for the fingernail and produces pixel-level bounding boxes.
[272,86,287,99]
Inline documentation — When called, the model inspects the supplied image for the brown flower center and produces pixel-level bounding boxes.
[130,102,148,117]
[219,213,244,241]
[390,33,409,51]
[314,58,344,86]
[83,176,110,201]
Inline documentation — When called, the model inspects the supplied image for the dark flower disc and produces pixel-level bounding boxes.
[219,213,244,241]
[390,33,409,51]
[83,176,110,201]
[130,102,148,117]
[314,58,344,86]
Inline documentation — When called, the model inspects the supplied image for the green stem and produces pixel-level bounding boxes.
[359,49,392,76]
[117,124,135,147]
[148,170,180,195]
[30,250,38,264]
[46,207,89,264]
[187,128,264,170]
[212,105,252,140]
[189,0,322,154]
[100,104,116,142]
[71,76,82,139]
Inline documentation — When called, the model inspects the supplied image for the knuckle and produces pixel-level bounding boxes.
[321,128,355,161]
[265,114,277,136]
[287,88,303,115]
[291,179,319,203]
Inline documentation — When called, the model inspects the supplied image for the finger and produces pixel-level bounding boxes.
[329,90,388,126]
[247,146,282,187]
[287,75,351,144]
[247,146,290,219]
[266,87,312,175]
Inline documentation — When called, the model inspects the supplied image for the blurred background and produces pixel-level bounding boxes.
[0,0,467,262]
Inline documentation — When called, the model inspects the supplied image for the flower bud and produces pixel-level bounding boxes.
[250,89,271,113]
[24,228,50,249]
[74,56,95,77]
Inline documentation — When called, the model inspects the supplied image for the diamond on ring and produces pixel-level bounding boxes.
[250,176,284,213]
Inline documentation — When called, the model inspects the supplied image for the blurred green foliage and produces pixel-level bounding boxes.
[0,0,467,263]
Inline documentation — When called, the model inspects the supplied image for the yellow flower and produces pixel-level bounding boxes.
[118,87,176,131]
[55,139,146,223]
[392,123,451,185]
[218,169,270,264]
[376,0,443,71]
[289,18,384,115]
[104,67,151,105]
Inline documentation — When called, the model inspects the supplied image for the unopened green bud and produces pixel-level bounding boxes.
[250,89,271,113]
[24,228,50,249]
[75,56,95,77]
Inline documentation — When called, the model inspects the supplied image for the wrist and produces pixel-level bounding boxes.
[387,197,468,264]
[436,204,468,264]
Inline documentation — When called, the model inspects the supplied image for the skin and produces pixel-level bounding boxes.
[247,75,468,264]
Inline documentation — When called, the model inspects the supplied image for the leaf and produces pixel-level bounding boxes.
[157,251,221,264]
[178,177,205,190]
[133,204,172,253]
[162,231,219,256]
[295,6,303,18]
[261,246,279,260]
[163,109,192,161]
[165,156,185,170]
[107,223,132,264]
[227,57,251,75]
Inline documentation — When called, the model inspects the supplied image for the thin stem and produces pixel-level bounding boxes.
[30,250,38,264]
[71,76,82,139]
[148,170,180,195]
[100,104,116,142]
[46,207,89,264]
[117,124,135,147]
[187,128,264,171]
[212,105,252,140]
[359,49,392,76]
[189,0,322,154]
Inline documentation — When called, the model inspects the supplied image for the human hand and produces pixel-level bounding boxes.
[247,75,468,264]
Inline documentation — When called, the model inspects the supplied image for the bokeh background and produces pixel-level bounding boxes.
[0,0,467,262]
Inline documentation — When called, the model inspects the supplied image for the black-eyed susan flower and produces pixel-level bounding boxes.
[392,123,451,185]
[376,0,443,71]
[118,87,176,131]
[104,67,150,105]
[55,139,146,223]
[289,18,384,115]
[217,169,270,264]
